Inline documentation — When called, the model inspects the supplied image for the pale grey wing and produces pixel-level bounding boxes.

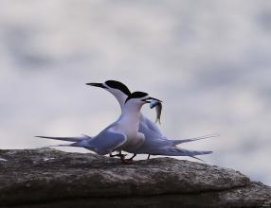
[74,129,127,155]
[154,147,213,156]
[36,135,91,142]
[171,134,219,146]
[133,137,171,154]
[139,115,164,138]
[135,120,173,154]
[132,132,213,156]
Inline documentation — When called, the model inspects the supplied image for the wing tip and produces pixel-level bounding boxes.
[35,136,46,138]
[197,150,213,155]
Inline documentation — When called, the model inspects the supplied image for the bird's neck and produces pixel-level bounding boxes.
[119,104,142,126]
[113,93,127,111]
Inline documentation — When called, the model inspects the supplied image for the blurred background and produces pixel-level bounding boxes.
[0,0,271,185]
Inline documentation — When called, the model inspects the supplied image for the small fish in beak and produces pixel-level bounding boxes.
[149,99,162,124]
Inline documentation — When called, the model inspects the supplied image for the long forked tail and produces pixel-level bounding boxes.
[159,147,213,157]
[171,133,219,146]
[190,156,205,162]
[35,135,91,142]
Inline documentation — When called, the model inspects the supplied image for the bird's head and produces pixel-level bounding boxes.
[86,80,131,104]
[125,91,161,107]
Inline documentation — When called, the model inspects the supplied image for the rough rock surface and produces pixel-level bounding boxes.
[0,148,270,207]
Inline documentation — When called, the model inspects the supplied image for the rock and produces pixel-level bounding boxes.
[0,148,270,207]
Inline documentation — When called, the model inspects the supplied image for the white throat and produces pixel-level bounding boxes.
[116,101,143,139]
[107,90,127,111]
[116,94,127,111]
[107,90,144,131]
[120,102,142,124]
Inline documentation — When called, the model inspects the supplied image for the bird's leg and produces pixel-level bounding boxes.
[120,154,137,164]
[126,154,137,161]
[116,150,127,158]
[147,154,151,160]
[109,152,119,157]
[110,151,127,159]
[120,154,133,164]
[109,151,132,164]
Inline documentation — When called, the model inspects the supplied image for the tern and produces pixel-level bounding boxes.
[38,91,158,163]
[37,80,214,161]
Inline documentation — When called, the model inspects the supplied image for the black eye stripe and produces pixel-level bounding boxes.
[125,91,148,103]
[105,80,131,96]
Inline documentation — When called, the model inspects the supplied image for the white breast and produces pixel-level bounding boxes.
[114,121,142,150]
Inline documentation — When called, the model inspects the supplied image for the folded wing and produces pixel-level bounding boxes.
[72,129,127,155]
[155,146,212,157]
